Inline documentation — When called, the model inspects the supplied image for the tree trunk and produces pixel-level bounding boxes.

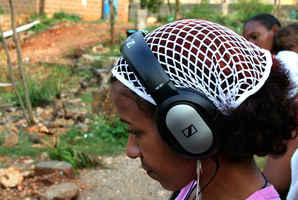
[8,0,35,125]
[0,26,30,124]
[39,0,45,15]
[175,0,180,20]
[167,0,172,15]
[109,0,115,45]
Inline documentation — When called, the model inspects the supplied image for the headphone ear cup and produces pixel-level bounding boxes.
[156,93,217,158]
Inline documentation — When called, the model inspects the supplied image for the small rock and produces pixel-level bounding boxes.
[0,167,23,188]
[42,182,79,200]
[35,161,75,178]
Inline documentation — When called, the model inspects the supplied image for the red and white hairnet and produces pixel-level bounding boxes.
[112,19,272,114]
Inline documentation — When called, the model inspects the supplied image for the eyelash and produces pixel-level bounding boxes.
[130,130,142,137]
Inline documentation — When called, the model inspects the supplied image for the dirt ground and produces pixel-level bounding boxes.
[3,21,134,64]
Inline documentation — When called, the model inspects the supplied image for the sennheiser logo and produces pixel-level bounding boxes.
[126,40,135,48]
[182,124,198,138]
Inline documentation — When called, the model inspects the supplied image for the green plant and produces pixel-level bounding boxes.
[48,144,99,169]
[30,11,81,33]
[86,115,128,146]
[140,0,163,13]
[0,7,4,14]
[0,131,45,157]
[182,0,219,21]
[47,115,129,169]
[12,77,61,107]
[53,11,81,22]
[231,0,274,22]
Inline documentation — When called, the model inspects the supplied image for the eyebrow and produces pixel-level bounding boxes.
[120,119,131,125]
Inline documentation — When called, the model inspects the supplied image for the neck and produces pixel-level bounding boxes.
[189,156,267,200]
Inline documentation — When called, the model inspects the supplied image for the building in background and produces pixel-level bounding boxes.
[0,0,129,30]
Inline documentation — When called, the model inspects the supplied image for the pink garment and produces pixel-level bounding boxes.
[175,180,197,200]
[246,185,281,200]
[175,181,280,200]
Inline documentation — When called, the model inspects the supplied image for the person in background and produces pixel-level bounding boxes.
[110,19,296,200]
[265,23,298,199]
[243,13,281,54]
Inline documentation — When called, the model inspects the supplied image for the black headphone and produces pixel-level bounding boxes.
[120,31,218,159]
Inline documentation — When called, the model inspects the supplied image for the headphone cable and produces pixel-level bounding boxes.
[195,157,220,200]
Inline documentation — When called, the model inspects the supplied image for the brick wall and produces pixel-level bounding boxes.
[0,0,129,28]
[0,0,37,31]
[118,0,129,22]
[44,0,129,22]
[0,0,37,14]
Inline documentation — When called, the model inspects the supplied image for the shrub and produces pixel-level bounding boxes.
[53,11,81,22]
[48,144,99,169]
[182,0,275,34]
[231,0,274,22]
[182,0,219,21]
[86,115,128,146]
[47,115,128,168]
[30,11,81,33]
[13,77,61,107]
[140,0,163,13]
[0,7,4,15]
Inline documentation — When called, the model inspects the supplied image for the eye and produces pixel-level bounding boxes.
[250,33,259,40]
[129,129,143,138]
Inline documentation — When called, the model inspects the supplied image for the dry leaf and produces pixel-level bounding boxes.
[27,125,39,134]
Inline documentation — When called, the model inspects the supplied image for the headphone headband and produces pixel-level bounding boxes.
[120,31,178,104]
[120,31,217,158]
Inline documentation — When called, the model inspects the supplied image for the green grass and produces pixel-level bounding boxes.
[0,132,45,157]
[47,115,128,168]
[80,92,93,105]
[30,11,81,33]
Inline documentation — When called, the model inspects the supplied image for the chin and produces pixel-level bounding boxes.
[159,181,183,191]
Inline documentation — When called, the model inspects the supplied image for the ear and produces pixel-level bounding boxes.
[271,24,280,34]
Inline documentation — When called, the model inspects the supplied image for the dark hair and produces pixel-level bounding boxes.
[275,23,298,52]
[244,13,281,30]
[216,59,296,160]
[112,58,297,160]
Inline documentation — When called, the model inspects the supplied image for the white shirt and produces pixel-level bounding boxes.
[276,50,298,97]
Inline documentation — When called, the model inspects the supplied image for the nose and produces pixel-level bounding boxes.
[126,134,141,159]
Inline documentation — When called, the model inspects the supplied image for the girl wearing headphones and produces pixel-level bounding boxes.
[110,19,296,200]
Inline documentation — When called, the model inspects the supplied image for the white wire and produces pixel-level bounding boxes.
[195,160,202,200]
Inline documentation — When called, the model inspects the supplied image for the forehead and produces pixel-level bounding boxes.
[244,21,268,34]
[111,81,152,122]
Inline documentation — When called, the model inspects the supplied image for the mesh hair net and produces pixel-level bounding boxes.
[112,19,272,114]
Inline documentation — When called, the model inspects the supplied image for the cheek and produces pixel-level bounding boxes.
[258,33,273,49]
[141,132,197,190]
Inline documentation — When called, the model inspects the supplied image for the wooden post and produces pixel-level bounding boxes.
[9,0,35,125]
